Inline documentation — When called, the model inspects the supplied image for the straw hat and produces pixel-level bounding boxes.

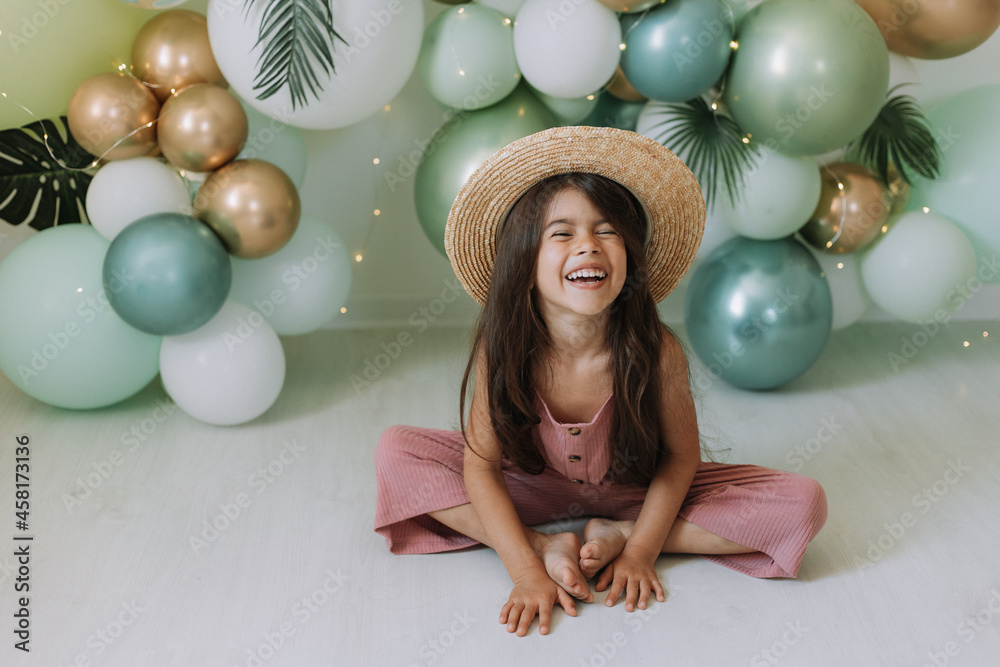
[444,125,706,306]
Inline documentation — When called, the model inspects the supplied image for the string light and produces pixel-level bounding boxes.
[373,209,380,216]
[836,262,844,269]
[963,341,970,347]
[619,43,627,51]
[355,254,363,262]
[373,157,380,165]
[384,104,391,112]
[730,40,739,50]
[340,307,347,314]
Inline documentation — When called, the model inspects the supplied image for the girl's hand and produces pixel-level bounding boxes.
[595,546,665,612]
[500,568,578,636]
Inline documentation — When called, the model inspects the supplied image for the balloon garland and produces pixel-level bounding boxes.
[1,0,999,418]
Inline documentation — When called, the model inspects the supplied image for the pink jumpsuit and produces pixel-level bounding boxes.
[374,393,827,578]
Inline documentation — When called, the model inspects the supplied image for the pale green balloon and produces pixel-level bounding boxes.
[724,0,889,155]
[0,225,161,409]
[582,93,646,132]
[414,85,555,256]
[237,99,308,188]
[907,85,1000,281]
[528,86,599,126]
[684,236,832,390]
[418,4,521,111]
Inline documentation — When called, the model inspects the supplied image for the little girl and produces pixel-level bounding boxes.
[375,126,827,637]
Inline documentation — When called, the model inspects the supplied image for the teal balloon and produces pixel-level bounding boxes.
[724,0,889,155]
[684,236,832,390]
[620,0,733,103]
[0,225,161,409]
[103,213,232,335]
[907,85,1000,281]
[418,4,521,111]
[414,84,555,256]
[582,93,645,132]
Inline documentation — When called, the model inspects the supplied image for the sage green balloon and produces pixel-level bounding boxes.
[0,224,161,409]
[414,85,555,256]
[418,4,521,111]
[724,0,889,155]
[683,236,832,390]
[907,85,1000,281]
[582,93,646,132]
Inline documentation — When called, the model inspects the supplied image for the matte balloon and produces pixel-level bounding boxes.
[418,4,521,111]
[194,159,301,259]
[807,249,871,330]
[236,99,308,188]
[800,162,892,254]
[0,225,161,409]
[67,72,160,160]
[478,0,527,18]
[620,0,733,103]
[230,215,352,335]
[157,84,248,173]
[860,211,978,323]
[130,9,226,101]
[86,157,192,240]
[103,213,232,335]
[414,85,555,255]
[513,0,621,98]
[529,86,599,125]
[724,0,889,155]
[207,0,424,129]
[684,236,833,390]
[856,0,1000,59]
[582,94,645,132]
[907,85,1000,275]
[717,147,822,240]
[159,300,285,426]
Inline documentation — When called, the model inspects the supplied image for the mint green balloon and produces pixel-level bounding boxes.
[907,85,1000,282]
[0,225,161,409]
[418,4,521,111]
[724,0,888,155]
[414,85,555,255]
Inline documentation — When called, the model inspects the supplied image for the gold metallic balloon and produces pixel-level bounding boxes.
[800,162,892,254]
[605,66,647,103]
[131,9,227,101]
[194,159,300,259]
[856,0,1000,59]
[157,84,248,173]
[885,162,911,216]
[66,72,160,160]
[597,0,663,12]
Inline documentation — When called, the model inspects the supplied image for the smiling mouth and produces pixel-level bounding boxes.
[565,269,608,284]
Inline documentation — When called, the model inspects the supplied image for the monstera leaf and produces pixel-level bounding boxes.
[0,116,95,230]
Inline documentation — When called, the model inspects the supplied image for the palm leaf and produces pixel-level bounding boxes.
[245,0,347,110]
[0,116,94,230]
[849,87,940,185]
[642,98,759,211]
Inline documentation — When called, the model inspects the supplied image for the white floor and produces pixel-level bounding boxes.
[2,320,1000,667]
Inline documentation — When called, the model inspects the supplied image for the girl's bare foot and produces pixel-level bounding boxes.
[529,531,593,602]
[579,518,633,579]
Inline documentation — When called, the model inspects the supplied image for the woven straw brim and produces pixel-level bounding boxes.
[444,126,705,306]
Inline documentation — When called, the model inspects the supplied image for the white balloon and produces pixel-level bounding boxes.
[160,300,286,425]
[229,215,352,335]
[698,199,739,262]
[513,0,621,98]
[207,0,423,129]
[717,148,822,240]
[85,157,191,240]
[860,211,977,323]
[808,248,871,330]
[236,99,308,187]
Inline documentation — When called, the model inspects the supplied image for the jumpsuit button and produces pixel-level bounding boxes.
[568,427,581,435]
[568,455,581,462]
[571,479,585,484]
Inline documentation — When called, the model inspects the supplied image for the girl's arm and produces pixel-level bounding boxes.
[463,351,581,635]
[598,329,702,610]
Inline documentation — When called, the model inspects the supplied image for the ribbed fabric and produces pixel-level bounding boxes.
[374,396,827,579]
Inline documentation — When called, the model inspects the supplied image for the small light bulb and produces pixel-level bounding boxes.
[340,307,347,314]
[373,209,380,216]
[355,254,363,262]
[373,158,380,165]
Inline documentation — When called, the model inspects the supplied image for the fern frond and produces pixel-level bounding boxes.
[850,87,940,185]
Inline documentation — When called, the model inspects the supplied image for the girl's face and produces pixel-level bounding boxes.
[532,187,627,318]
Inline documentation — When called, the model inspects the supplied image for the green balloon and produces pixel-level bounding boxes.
[907,85,1000,281]
[103,213,232,336]
[724,0,889,155]
[684,236,832,390]
[0,224,161,409]
[414,85,555,256]
[418,4,521,111]
[582,93,646,132]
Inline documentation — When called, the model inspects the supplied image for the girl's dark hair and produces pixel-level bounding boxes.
[459,172,673,487]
